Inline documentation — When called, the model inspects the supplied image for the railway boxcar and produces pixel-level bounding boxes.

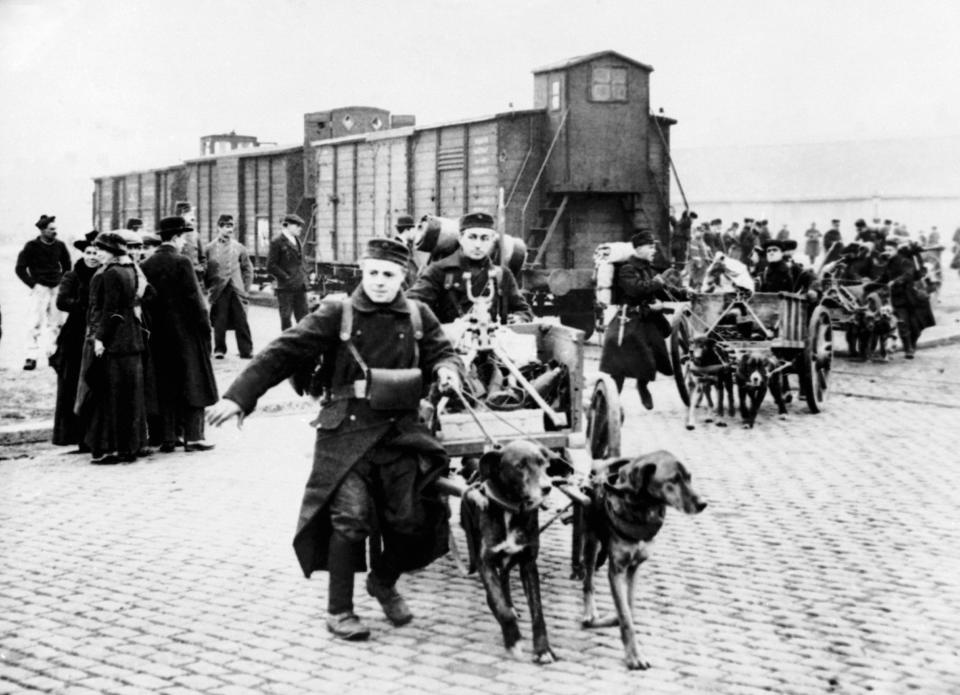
[91,50,675,331]
[306,50,674,334]
[92,165,187,232]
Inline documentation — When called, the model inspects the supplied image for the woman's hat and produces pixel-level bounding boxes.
[762,239,797,252]
[94,231,128,256]
[73,230,99,251]
[36,214,56,230]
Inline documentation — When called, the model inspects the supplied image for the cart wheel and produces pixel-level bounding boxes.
[670,317,692,406]
[586,374,622,459]
[803,305,833,413]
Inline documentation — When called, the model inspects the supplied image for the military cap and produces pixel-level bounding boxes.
[710,218,722,225]
[831,219,840,224]
[125,217,143,230]
[35,214,56,230]
[94,231,128,256]
[282,213,305,227]
[395,214,415,230]
[158,215,193,240]
[459,211,495,232]
[218,214,235,226]
[363,237,410,267]
[855,219,867,228]
[141,232,162,247]
[630,229,656,247]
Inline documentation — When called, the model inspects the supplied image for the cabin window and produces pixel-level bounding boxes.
[591,66,627,102]
[549,78,561,110]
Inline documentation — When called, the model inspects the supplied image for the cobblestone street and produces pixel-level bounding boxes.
[3,340,960,694]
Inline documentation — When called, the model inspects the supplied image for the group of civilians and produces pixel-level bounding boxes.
[13,207,312,464]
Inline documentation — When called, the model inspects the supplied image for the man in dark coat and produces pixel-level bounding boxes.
[15,214,72,370]
[755,239,820,297]
[267,213,309,331]
[599,230,686,410]
[873,240,935,358]
[406,211,532,324]
[208,238,462,642]
[668,208,696,269]
[141,216,219,452]
[823,219,843,253]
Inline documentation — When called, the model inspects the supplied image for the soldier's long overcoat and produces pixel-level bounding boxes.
[224,289,462,577]
[599,256,674,382]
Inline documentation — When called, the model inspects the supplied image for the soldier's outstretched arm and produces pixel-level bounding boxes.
[207,399,245,428]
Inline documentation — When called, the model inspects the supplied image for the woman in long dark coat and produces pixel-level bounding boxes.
[84,232,150,464]
[600,230,685,410]
[51,231,100,448]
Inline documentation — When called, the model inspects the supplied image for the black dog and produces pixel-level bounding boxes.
[578,451,706,670]
[685,336,735,430]
[736,351,787,427]
[460,440,570,663]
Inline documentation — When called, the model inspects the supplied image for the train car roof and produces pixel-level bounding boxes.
[308,108,545,148]
[91,163,185,181]
[183,142,303,163]
[532,50,653,74]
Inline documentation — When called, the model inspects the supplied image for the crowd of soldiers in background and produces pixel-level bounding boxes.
[668,210,943,359]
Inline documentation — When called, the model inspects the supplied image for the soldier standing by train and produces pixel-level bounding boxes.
[207,238,463,641]
[392,214,421,289]
[599,229,687,411]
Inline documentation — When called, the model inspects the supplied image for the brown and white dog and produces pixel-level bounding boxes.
[459,440,571,663]
[578,451,706,670]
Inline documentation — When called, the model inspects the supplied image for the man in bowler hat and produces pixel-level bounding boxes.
[15,214,71,370]
[208,237,462,641]
[267,213,309,330]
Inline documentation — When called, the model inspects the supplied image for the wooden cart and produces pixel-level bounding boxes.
[670,290,833,415]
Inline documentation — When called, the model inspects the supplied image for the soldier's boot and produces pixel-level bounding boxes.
[326,533,369,640]
[366,573,413,626]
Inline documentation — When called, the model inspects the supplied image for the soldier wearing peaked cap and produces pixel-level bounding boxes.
[205,213,254,359]
[208,237,463,642]
[393,214,421,289]
[599,229,689,411]
[406,210,533,325]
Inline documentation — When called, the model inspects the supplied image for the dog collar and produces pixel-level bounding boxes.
[603,497,664,542]
[482,481,534,514]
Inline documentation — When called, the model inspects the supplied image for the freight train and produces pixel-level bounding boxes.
[92,50,676,336]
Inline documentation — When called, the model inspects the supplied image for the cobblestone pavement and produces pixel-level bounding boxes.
[3,336,960,695]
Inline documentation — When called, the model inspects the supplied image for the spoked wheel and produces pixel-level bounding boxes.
[803,305,833,413]
[670,316,692,406]
[586,374,622,459]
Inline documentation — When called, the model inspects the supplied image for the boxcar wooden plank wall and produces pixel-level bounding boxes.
[315,146,337,261]
[390,139,410,221]
[355,142,376,252]
[411,130,438,218]
[338,143,358,261]
[437,125,465,217]
[465,120,499,214]
[497,112,546,238]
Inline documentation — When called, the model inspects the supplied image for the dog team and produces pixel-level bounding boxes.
[207,212,706,671]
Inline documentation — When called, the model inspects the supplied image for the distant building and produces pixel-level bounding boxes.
[200,131,259,156]
[673,135,960,234]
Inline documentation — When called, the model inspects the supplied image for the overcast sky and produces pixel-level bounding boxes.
[2,0,959,241]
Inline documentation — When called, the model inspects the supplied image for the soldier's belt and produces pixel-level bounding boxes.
[327,380,368,402]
